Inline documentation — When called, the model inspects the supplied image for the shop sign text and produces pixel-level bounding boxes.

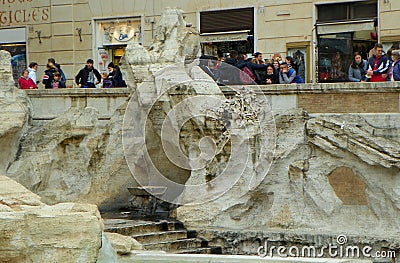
[1,0,50,26]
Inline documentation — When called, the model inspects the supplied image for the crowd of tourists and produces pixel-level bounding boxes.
[348,43,400,82]
[18,58,126,90]
[18,42,400,90]
[200,43,400,85]
[199,50,304,86]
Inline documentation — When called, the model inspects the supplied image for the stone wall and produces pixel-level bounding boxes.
[23,82,400,121]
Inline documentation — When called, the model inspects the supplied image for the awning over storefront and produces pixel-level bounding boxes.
[316,20,374,35]
[200,30,249,43]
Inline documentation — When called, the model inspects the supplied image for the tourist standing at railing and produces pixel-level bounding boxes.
[48,58,66,85]
[252,52,267,84]
[42,62,58,89]
[254,52,264,64]
[216,51,241,85]
[51,72,66,89]
[272,60,280,74]
[285,56,299,76]
[366,43,390,82]
[265,64,279,84]
[348,52,368,82]
[75,59,102,88]
[106,62,127,87]
[389,50,400,81]
[279,62,304,84]
[236,53,267,84]
[27,62,38,85]
[19,69,37,89]
[272,53,283,64]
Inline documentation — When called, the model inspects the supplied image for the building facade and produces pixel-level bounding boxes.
[0,0,399,85]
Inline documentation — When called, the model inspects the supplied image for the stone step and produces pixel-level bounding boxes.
[122,253,374,263]
[143,238,208,252]
[104,219,184,236]
[132,230,188,244]
[176,246,223,254]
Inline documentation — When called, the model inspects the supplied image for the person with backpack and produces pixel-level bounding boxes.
[279,62,304,84]
[42,62,58,89]
[48,58,66,84]
[215,51,242,85]
[236,54,267,84]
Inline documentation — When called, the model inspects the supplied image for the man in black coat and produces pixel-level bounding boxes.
[75,59,102,88]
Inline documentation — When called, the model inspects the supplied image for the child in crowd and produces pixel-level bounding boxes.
[52,72,66,89]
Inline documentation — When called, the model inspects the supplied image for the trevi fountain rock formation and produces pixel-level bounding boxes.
[0,7,399,262]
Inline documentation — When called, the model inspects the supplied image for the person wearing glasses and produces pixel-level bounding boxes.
[366,43,390,82]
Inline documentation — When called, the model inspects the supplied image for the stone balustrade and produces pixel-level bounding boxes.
[23,82,400,122]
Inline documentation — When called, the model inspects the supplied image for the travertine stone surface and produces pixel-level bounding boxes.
[105,232,143,255]
[6,105,136,210]
[0,51,30,175]
[177,110,400,240]
[0,175,103,263]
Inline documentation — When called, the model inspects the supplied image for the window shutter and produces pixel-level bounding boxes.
[200,8,254,34]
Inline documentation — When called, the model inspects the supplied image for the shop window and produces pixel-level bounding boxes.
[317,1,377,23]
[201,39,254,58]
[317,32,375,83]
[200,8,254,57]
[352,1,377,20]
[318,33,352,82]
[317,4,347,22]
[0,43,26,85]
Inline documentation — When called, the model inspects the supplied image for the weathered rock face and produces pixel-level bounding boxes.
[3,8,202,211]
[0,50,30,175]
[6,105,137,210]
[0,51,134,210]
[177,110,400,240]
[0,175,103,263]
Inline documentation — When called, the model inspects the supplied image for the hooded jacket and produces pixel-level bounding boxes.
[27,67,37,84]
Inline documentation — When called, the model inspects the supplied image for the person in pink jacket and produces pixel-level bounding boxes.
[18,69,37,89]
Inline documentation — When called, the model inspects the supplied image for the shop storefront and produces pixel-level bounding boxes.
[93,17,142,73]
[315,1,377,83]
[199,7,254,58]
[0,27,27,84]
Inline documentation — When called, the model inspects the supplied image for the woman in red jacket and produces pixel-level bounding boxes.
[18,69,37,89]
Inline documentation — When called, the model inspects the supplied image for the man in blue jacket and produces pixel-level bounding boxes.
[366,43,390,82]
